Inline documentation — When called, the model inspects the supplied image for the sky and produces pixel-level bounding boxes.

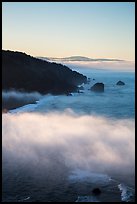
[2,2,135,61]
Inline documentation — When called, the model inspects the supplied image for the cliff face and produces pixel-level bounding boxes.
[2,50,87,94]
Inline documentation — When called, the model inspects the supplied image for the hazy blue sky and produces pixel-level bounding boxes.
[2,2,135,61]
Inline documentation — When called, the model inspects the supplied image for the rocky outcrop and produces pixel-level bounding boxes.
[116,81,125,85]
[2,50,87,94]
[92,188,101,195]
[78,86,84,90]
[90,83,104,92]
[66,93,72,96]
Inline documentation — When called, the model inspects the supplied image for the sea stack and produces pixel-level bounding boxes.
[116,81,125,85]
[92,188,102,195]
[90,83,104,92]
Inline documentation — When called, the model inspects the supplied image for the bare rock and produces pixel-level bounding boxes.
[90,83,104,92]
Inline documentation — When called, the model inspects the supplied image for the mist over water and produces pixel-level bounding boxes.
[2,112,135,202]
[2,90,43,110]
[2,66,135,202]
[3,112,135,176]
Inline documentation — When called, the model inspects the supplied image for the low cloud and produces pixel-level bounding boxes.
[2,111,135,183]
[2,90,43,110]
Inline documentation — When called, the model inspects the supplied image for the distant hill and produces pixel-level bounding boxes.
[38,56,125,62]
[2,50,87,94]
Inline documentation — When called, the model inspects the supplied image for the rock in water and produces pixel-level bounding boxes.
[66,93,72,96]
[116,81,125,85]
[92,188,101,195]
[78,86,84,90]
[90,83,104,92]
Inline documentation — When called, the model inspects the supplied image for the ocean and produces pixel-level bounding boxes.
[2,66,135,202]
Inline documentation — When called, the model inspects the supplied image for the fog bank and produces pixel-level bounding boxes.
[2,90,43,110]
[2,111,135,184]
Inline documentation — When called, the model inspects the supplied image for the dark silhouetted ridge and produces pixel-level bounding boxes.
[2,50,87,94]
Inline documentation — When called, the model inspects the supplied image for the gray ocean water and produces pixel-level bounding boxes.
[2,67,135,202]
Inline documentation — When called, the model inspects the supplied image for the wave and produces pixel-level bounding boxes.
[118,183,134,202]
[18,196,30,202]
[68,169,110,183]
